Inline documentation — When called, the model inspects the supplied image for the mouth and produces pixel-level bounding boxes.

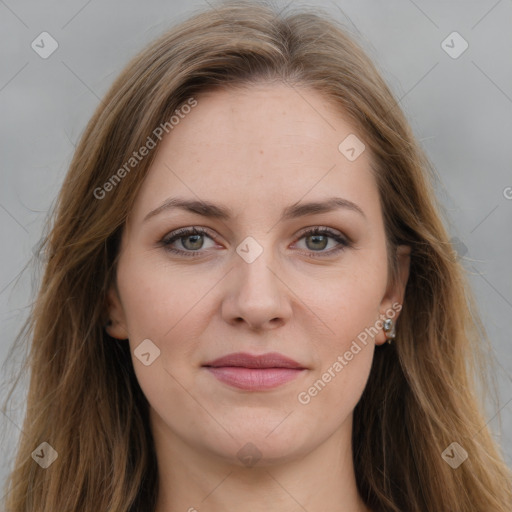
[202,352,307,391]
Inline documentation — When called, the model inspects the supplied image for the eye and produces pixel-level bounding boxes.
[159,226,351,258]
[160,227,216,257]
[293,227,351,257]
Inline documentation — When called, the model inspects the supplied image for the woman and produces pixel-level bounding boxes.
[2,1,511,510]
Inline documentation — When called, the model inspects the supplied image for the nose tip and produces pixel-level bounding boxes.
[223,254,292,330]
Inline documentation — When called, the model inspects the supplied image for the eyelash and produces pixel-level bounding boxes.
[159,226,351,258]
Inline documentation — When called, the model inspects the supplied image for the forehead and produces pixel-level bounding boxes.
[128,83,380,226]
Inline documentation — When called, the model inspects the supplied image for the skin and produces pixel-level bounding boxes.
[106,83,410,512]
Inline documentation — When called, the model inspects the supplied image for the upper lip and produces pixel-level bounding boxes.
[202,352,305,369]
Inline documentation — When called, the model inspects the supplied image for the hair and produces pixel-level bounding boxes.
[1,0,511,510]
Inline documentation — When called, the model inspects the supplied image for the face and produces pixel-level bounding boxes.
[106,83,410,467]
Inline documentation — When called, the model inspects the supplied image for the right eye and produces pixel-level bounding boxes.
[160,227,218,257]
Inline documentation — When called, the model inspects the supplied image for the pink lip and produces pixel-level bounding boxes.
[202,352,307,391]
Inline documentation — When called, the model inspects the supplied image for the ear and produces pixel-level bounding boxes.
[104,283,129,340]
[375,244,411,346]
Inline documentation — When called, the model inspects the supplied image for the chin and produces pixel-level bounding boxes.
[200,423,315,468]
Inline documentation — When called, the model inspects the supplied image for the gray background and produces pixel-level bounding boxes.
[1,0,511,499]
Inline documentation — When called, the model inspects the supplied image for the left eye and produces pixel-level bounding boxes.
[160,226,350,258]
[294,227,351,256]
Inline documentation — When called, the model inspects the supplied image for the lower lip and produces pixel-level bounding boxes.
[204,367,305,390]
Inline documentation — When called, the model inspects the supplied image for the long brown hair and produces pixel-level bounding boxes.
[2,1,511,510]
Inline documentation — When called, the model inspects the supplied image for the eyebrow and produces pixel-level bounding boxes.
[143,195,366,223]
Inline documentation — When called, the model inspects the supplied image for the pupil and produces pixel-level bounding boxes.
[184,234,203,250]
[307,235,327,250]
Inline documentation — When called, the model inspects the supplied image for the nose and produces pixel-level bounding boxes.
[221,247,293,331]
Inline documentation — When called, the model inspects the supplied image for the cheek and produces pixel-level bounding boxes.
[305,256,388,346]
[299,254,387,399]
[117,253,215,388]
[117,251,205,340]
[296,277,382,420]
[116,256,206,420]
[296,344,374,434]
[310,288,380,391]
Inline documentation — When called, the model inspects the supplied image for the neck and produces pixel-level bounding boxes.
[152,409,372,512]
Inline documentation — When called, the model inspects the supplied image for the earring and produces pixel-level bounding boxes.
[105,319,112,328]
[383,318,396,344]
